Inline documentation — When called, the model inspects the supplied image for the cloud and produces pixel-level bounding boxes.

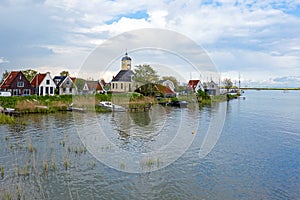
[0,0,300,86]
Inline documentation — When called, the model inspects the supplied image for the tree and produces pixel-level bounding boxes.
[223,78,233,92]
[162,76,179,91]
[132,64,159,85]
[0,70,9,84]
[22,69,37,82]
[74,78,85,93]
[60,70,70,76]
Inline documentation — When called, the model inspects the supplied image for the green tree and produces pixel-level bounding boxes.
[132,64,159,85]
[223,78,233,92]
[74,78,85,93]
[60,70,70,76]
[22,69,37,81]
[0,70,9,84]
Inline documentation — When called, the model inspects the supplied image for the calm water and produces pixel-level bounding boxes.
[0,90,299,199]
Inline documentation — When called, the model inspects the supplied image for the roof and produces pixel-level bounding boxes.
[30,73,47,86]
[70,77,76,83]
[156,84,175,94]
[121,52,132,61]
[84,81,103,91]
[53,76,67,86]
[111,70,134,82]
[187,80,200,90]
[0,71,20,89]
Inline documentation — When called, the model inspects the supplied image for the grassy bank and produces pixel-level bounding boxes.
[0,113,15,124]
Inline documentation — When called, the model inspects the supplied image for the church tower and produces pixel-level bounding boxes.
[121,51,132,70]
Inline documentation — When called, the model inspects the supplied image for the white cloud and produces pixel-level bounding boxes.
[1,0,300,86]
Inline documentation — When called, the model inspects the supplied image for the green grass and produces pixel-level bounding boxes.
[0,114,15,124]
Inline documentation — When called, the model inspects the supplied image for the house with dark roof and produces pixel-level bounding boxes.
[31,72,56,96]
[0,71,34,96]
[111,51,137,93]
[203,80,220,96]
[82,80,105,94]
[53,76,77,95]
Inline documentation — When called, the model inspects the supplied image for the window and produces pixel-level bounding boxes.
[17,82,24,87]
[70,88,72,93]
[46,87,49,95]
[13,89,21,96]
[63,88,66,93]
[66,80,70,86]
[129,84,131,92]
[116,83,118,89]
[46,80,50,85]
[112,83,115,89]
[23,89,31,95]
[50,87,53,94]
[121,83,123,89]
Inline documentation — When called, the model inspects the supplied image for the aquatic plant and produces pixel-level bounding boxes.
[64,158,69,170]
[43,160,48,173]
[0,114,15,124]
[28,143,36,153]
[0,166,4,178]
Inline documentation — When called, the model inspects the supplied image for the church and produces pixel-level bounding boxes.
[110,51,136,93]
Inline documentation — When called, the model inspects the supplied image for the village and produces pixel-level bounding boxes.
[0,52,233,98]
[0,51,242,119]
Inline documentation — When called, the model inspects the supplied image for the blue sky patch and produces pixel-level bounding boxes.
[106,10,149,25]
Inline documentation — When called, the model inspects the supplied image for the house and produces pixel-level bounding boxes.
[158,80,175,92]
[30,72,56,96]
[203,80,220,96]
[0,71,34,96]
[187,79,205,93]
[82,80,105,94]
[135,83,176,98]
[111,51,137,93]
[53,76,77,95]
[187,80,199,92]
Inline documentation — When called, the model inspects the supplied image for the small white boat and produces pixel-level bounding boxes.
[98,101,126,112]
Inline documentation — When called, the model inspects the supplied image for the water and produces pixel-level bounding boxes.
[0,90,299,199]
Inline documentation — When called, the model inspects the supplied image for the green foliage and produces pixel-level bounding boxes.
[22,69,37,82]
[0,70,9,84]
[60,70,70,76]
[223,78,233,91]
[132,64,159,84]
[0,114,15,124]
[74,78,85,93]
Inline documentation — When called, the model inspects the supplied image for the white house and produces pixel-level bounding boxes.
[203,80,220,96]
[30,72,56,96]
[53,76,77,95]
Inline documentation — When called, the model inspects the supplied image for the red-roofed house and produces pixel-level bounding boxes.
[156,84,176,97]
[82,80,105,94]
[0,71,34,96]
[30,72,56,96]
[187,80,204,93]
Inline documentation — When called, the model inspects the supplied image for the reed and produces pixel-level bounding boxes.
[0,166,4,178]
[28,142,36,153]
[64,158,69,170]
[43,160,48,173]
[0,114,15,124]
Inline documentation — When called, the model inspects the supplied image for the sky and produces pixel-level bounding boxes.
[0,0,300,87]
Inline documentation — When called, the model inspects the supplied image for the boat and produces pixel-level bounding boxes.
[170,100,188,108]
[98,101,126,112]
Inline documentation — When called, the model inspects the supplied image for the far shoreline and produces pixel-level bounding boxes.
[241,87,300,91]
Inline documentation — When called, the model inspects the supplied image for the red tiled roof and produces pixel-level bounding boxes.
[30,73,47,86]
[86,81,103,91]
[187,80,200,90]
[0,71,20,89]
[156,84,175,94]
[70,77,76,83]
